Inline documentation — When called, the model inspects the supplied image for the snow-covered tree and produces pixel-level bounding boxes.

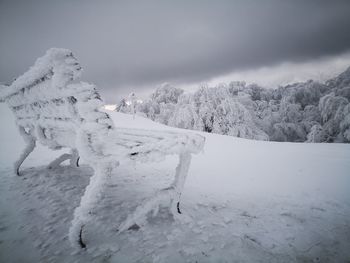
[338,104,350,142]
[335,87,350,101]
[307,124,328,143]
[168,102,199,130]
[116,98,128,113]
[212,98,268,140]
[151,83,184,104]
[319,93,348,123]
[318,93,348,142]
[272,122,306,142]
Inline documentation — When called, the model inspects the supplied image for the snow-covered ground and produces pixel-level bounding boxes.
[0,103,350,262]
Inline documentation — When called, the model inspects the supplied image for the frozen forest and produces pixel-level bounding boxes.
[117,67,350,143]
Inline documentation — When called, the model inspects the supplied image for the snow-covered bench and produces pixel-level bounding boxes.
[0,48,205,248]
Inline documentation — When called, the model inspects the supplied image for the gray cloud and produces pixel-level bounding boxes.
[1,0,350,100]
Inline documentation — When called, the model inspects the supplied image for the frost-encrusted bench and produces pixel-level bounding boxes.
[0,48,205,248]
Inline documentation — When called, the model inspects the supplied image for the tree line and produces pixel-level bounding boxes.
[117,67,350,143]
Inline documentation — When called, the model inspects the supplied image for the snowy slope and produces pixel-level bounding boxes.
[0,104,350,262]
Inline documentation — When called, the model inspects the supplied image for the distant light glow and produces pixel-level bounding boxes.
[103,104,117,111]
[103,100,143,111]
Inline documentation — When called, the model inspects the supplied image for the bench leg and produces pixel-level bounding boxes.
[171,152,192,215]
[70,149,80,167]
[69,162,115,248]
[14,127,36,176]
[47,149,80,169]
[47,153,72,169]
[117,152,192,233]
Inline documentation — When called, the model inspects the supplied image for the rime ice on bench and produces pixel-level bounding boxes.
[0,48,205,248]
[0,49,83,175]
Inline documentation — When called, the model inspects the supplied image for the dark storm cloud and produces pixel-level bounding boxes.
[1,0,350,98]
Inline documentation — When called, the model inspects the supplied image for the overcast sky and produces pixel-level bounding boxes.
[1,0,350,101]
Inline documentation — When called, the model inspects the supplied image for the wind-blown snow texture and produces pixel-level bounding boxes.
[118,68,350,143]
[0,106,350,262]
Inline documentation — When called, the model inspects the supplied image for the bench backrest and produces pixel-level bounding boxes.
[0,48,114,151]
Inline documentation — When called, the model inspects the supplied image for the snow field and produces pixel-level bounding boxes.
[0,106,350,262]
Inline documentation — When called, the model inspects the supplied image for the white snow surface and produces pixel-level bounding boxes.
[1,104,350,262]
